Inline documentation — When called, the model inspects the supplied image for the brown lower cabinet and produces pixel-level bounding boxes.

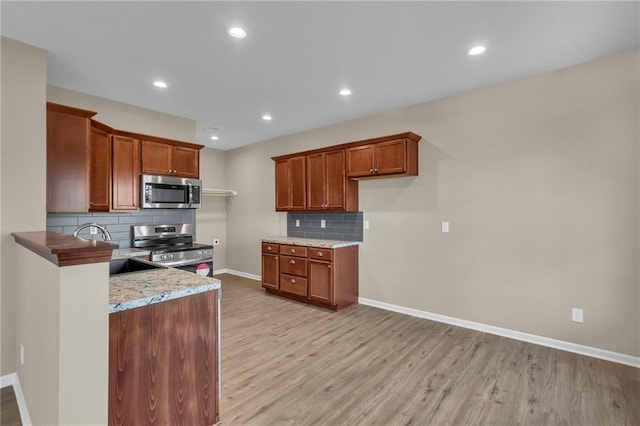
[109,291,219,426]
[261,242,358,310]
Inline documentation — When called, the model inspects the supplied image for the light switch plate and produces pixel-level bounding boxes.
[364,220,370,230]
[296,219,300,227]
[441,221,450,233]
[320,219,326,228]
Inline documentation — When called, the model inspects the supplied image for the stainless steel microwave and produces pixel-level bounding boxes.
[141,174,202,209]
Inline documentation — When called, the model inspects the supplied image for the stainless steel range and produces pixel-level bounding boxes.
[131,224,214,276]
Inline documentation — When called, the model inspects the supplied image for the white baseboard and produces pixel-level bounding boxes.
[359,297,640,369]
[213,268,228,276]
[224,269,261,281]
[1,373,32,425]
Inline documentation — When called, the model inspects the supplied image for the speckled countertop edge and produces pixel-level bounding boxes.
[111,248,151,260]
[109,268,220,314]
[262,236,361,248]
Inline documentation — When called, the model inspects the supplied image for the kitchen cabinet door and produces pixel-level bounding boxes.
[275,156,306,211]
[112,136,140,211]
[261,253,279,289]
[172,146,199,178]
[47,103,96,212]
[345,145,375,177]
[325,150,346,210]
[309,260,333,305]
[306,152,326,210]
[141,140,172,176]
[89,126,111,212]
[374,139,407,175]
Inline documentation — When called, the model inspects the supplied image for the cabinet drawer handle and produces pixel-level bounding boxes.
[267,246,272,251]
[291,248,295,253]
[290,279,296,284]
[317,252,323,257]
[289,259,296,264]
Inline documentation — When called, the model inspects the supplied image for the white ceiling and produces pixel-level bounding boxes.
[2,1,638,150]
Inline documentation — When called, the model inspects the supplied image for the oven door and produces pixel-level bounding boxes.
[173,260,214,277]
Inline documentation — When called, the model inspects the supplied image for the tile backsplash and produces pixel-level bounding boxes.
[287,211,363,242]
[47,209,195,248]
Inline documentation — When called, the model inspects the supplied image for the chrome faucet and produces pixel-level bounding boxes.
[72,223,112,241]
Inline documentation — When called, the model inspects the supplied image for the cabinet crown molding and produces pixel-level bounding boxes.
[271,131,421,161]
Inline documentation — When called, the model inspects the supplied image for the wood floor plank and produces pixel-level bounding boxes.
[1,386,22,426]
[214,273,639,425]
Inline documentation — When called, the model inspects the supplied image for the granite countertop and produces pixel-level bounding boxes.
[262,236,361,249]
[111,247,151,260]
[109,268,221,314]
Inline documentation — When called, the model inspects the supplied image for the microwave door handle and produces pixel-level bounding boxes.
[187,182,193,208]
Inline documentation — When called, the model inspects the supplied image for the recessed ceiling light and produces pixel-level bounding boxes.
[152,80,168,89]
[262,114,272,121]
[210,136,219,140]
[339,89,352,96]
[468,45,487,56]
[228,27,247,39]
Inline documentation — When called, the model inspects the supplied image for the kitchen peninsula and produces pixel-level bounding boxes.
[12,231,220,425]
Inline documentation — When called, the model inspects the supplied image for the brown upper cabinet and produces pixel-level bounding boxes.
[141,140,200,178]
[306,150,358,211]
[47,102,203,212]
[111,135,141,211]
[275,156,306,211]
[271,132,420,212]
[89,122,112,212]
[47,103,96,212]
[346,135,420,178]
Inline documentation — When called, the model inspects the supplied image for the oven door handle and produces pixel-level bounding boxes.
[187,182,193,208]
[154,258,213,268]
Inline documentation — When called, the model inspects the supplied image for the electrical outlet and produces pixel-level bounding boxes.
[364,220,370,230]
[213,239,220,246]
[90,226,98,235]
[320,219,326,228]
[20,344,24,365]
[572,308,584,323]
[441,221,450,233]
[295,219,300,227]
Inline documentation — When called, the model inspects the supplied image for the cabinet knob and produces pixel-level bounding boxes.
[374,168,378,173]
[291,279,296,284]
[275,256,278,261]
[370,168,374,174]
[328,264,331,269]
[291,248,295,253]
[289,259,296,264]
[267,246,272,251]
[317,252,323,257]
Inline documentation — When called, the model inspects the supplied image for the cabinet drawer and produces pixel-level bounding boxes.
[308,248,333,261]
[280,244,307,257]
[262,243,279,253]
[280,255,307,277]
[280,274,308,297]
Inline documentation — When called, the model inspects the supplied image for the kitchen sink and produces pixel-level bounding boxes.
[109,257,166,276]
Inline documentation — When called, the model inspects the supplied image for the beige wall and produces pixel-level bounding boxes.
[47,85,195,142]
[1,37,47,375]
[15,246,109,425]
[226,49,640,357]
[198,148,229,270]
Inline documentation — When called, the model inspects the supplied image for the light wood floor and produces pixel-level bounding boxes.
[0,386,21,426]
[218,273,640,426]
